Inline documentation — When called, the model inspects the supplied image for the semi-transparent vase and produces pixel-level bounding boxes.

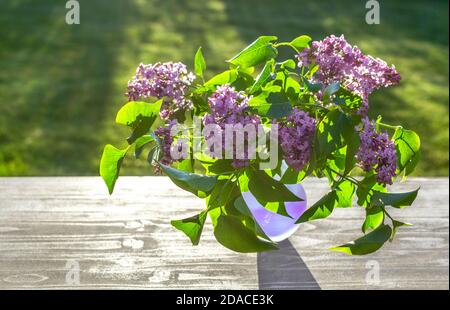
[242,183,307,242]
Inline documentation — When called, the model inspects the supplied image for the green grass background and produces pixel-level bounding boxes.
[0,0,448,176]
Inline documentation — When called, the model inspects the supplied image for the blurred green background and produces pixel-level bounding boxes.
[0,0,448,176]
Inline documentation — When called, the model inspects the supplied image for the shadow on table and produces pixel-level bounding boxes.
[257,239,321,290]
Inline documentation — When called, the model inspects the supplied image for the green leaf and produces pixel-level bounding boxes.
[203,159,234,175]
[249,59,274,94]
[280,166,307,184]
[207,178,239,210]
[343,130,360,175]
[247,169,302,202]
[209,207,278,253]
[203,70,238,88]
[265,92,293,118]
[404,150,421,176]
[356,174,387,206]
[393,127,421,176]
[234,196,272,241]
[263,201,290,217]
[194,47,206,78]
[284,76,301,101]
[128,118,155,144]
[233,195,253,217]
[327,147,346,174]
[175,158,194,173]
[370,188,420,208]
[147,146,159,165]
[290,35,312,51]
[228,36,278,68]
[231,71,255,91]
[248,91,292,119]
[115,100,163,144]
[99,144,129,194]
[236,66,255,75]
[159,164,217,198]
[323,82,341,100]
[333,88,363,112]
[171,211,207,245]
[297,190,337,223]
[335,179,355,208]
[116,100,162,127]
[237,172,250,192]
[330,224,392,255]
[239,167,292,218]
[191,94,210,115]
[362,205,384,233]
[390,220,412,241]
[302,77,322,92]
[316,109,354,160]
[263,70,297,95]
[278,59,296,70]
[134,135,154,158]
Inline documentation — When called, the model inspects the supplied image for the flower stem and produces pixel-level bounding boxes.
[328,167,360,186]
[381,206,395,222]
[297,102,329,111]
[378,122,401,131]
[273,42,299,53]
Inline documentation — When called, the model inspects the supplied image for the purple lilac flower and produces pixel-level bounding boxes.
[297,35,401,116]
[279,108,316,171]
[356,117,397,185]
[126,62,196,119]
[203,85,261,168]
[154,119,178,167]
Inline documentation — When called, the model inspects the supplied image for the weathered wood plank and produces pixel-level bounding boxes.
[0,177,448,289]
[262,177,449,290]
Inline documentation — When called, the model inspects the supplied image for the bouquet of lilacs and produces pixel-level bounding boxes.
[100,35,421,254]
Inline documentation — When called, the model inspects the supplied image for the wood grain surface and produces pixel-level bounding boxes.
[0,177,448,290]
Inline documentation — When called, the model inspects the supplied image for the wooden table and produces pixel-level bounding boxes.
[0,177,448,290]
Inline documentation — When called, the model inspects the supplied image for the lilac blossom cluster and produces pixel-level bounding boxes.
[154,120,177,167]
[126,62,196,119]
[356,118,397,185]
[297,35,401,115]
[203,85,261,168]
[279,108,316,171]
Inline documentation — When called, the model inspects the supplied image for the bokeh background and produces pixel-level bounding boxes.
[0,0,448,176]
